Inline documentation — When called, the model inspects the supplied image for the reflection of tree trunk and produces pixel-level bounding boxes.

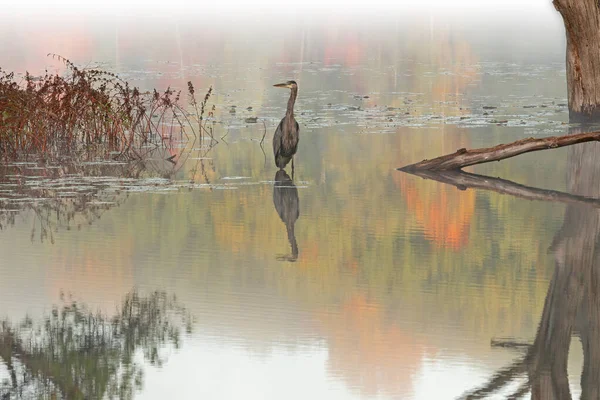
[460,127,600,399]
[528,259,580,399]
[581,302,600,400]
[566,133,600,399]
[531,126,600,399]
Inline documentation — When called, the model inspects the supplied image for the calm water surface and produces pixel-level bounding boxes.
[0,8,595,399]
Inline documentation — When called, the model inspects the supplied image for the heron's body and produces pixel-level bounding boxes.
[272,81,299,170]
[273,118,299,168]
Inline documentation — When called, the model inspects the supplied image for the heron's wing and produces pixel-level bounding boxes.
[273,121,283,158]
[293,120,300,153]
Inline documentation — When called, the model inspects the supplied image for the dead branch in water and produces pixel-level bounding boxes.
[399,130,600,171]
[490,338,533,350]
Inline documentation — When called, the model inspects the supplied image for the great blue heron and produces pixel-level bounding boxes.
[273,80,299,177]
[273,170,299,261]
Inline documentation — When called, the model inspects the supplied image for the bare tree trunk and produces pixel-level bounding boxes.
[398,1,600,172]
[554,0,600,120]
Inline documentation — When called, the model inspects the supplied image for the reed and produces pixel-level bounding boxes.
[0,54,213,161]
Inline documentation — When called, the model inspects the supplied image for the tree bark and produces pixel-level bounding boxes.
[399,1,600,173]
[399,130,600,171]
[554,0,600,120]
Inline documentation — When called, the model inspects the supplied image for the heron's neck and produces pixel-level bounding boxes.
[286,222,298,258]
[286,87,297,118]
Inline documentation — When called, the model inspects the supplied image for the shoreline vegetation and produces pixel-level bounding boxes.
[0,54,214,162]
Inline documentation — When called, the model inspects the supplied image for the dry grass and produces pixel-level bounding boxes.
[0,54,213,161]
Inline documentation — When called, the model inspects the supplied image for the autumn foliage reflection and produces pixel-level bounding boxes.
[0,290,190,400]
[316,295,424,398]
[398,171,475,249]
[0,16,563,400]
[393,25,479,250]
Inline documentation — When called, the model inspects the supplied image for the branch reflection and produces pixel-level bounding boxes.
[401,169,600,210]
[424,132,600,399]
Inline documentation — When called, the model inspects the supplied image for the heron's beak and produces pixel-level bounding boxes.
[273,83,291,88]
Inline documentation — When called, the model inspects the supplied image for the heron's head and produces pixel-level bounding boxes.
[273,80,297,90]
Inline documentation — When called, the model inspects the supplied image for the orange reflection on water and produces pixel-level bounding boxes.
[48,244,134,312]
[316,294,425,398]
[322,30,365,68]
[389,24,479,250]
[397,171,475,250]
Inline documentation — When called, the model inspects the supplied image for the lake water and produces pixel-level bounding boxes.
[0,5,596,399]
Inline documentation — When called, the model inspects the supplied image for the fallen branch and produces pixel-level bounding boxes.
[457,355,530,400]
[399,130,600,171]
[490,337,533,350]
[402,169,600,208]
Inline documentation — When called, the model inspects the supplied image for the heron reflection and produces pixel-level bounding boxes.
[272,80,299,178]
[273,170,299,261]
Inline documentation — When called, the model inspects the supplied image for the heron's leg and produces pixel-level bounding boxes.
[292,157,295,180]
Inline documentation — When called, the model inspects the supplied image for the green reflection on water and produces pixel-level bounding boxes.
[0,13,578,399]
